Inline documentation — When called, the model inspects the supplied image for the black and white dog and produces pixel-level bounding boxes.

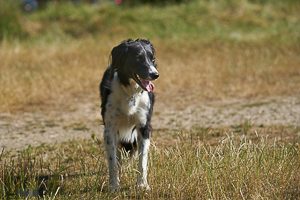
[99,39,159,191]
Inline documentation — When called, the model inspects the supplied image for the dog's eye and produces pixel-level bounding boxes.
[147,52,154,59]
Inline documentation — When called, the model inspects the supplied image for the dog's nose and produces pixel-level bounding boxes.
[150,72,159,80]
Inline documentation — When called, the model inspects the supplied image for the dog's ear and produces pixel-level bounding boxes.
[111,40,133,72]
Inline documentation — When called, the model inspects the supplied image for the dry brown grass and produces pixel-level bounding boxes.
[157,41,300,100]
[1,1,300,198]
[0,39,111,111]
[1,38,299,112]
[1,126,300,199]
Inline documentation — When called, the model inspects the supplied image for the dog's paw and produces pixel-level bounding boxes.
[137,182,151,191]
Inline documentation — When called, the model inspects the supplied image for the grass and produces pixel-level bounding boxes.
[0,0,299,112]
[0,39,299,112]
[1,0,300,43]
[1,0,300,199]
[1,126,300,199]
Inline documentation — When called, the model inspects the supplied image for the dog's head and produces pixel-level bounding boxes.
[110,39,159,92]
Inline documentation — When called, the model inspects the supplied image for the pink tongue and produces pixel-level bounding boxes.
[141,80,155,92]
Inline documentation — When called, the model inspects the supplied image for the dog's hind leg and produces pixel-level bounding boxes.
[104,127,120,192]
[137,126,151,190]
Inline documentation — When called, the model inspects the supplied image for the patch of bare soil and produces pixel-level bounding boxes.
[0,95,299,150]
[155,95,300,129]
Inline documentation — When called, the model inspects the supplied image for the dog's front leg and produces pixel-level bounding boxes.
[137,126,151,190]
[104,127,120,192]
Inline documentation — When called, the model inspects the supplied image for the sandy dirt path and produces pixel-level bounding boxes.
[0,95,299,150]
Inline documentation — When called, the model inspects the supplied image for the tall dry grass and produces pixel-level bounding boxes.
[0,39,110,111]
[1,127,299,199]
[1,39,299,112]
[1,0,300,112]
[157,42,300,102]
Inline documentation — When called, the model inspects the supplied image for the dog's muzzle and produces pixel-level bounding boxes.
[133,65,159,92]
[149,72,159,80]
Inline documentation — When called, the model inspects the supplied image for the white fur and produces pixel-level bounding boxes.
[104,73,151,191]
[137,138,150,189]
[149,65,158,75]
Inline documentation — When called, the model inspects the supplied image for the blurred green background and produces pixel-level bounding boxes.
[1,0,299,44]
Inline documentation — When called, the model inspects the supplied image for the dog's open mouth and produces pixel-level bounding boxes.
[133,74,155,92]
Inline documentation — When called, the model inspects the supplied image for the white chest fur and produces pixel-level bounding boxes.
[104,74,150,141]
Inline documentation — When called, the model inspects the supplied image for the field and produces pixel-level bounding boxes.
[0,0,300,199]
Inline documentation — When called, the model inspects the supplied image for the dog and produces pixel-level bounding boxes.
[99,39,159,191]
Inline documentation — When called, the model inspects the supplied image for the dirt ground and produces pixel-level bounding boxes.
[0,95,299,150]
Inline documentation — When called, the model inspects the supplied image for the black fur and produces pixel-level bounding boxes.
[99,39,159,190]
[99,39,157,124]
[99,38,158,154]
[99,68,113,123]
[140,92,155,139]
[119,140,137,155]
